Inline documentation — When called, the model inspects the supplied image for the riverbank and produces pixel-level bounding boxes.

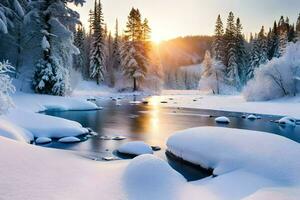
[159,90,300,119]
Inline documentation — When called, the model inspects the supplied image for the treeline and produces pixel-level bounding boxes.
[160,36,213,89]
[199,12,300,94]
[0,0,162,96]
[63,1,163,92]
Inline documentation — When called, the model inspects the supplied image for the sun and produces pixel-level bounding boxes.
[151,34,163,45]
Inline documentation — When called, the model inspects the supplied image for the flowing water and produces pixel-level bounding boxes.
[40,95,300,181]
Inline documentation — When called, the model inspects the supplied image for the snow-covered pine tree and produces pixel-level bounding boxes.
[73,25,85,72]
[288,24,296,42]
[121,8,149,91]
[235,18,247,86]
[198,50,225,94]
[112,19,121,71]
[258,26,268,64]
[89,0,105,85]
[0,0,31,74]
[296,14,300,41]
[212,14,225,63]
[267,21,279,60]
[32,0,84,96]
[0,61,15,114]
[247,26,268,80]
[224,12,241,88]
[278,29,288,57]
[104,31,115,86]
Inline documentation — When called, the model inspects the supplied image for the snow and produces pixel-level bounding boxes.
[159,90,300,118]
[0,92,98,140]
[278,116,297,126]
[123,155,185,200]
[166,127,300,199]
[71,80,114,98]
[215,116,230,123]
[1,126,300,199]
[0,136,127,200]
[247,114,257,120]
[118,141,153,156]
[58,136,81,143]
[167,127,300,181]
[35,137,52,144]
[0,118,33,143]
[5,110,88,138]
[12,92,100,113]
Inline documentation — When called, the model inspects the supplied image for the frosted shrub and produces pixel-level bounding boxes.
[0,61,15,114]
[244,42,300,101]
[198,51,230,94]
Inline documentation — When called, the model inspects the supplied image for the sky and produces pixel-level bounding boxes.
[70,0,300,42]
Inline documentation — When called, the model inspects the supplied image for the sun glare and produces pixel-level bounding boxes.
[151,34,163,44]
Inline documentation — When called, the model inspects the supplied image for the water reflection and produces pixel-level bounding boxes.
[42,95,300,180]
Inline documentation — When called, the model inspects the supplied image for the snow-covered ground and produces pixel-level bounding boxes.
[159,90,300,118]
[1,126,300,199]
[1,85,300,199]
[0,90,101,142]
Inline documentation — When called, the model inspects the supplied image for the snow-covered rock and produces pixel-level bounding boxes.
[247,114,257,120]
[58,136,81,143]
[123,155,185,200]
[278,116,297,126]
[35,137,52,144]
[112,136,126,140]
[215,116,230,124]
[118,141,153,156]
[0,118,33,143]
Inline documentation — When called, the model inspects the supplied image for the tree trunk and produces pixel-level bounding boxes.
[133,77,137,91]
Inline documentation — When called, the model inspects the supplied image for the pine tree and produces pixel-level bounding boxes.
[213,15,225,63]
[258,26,268,64]
[199,50,225,94]
[288,24,296,42]
[267,21,279,59]
[224,12,240,87]
[235,17,247,85]
[89,0,105,85]
[142,18,151,41]
[121,8,149,91]
[247,27,268,81]
[73,25,85,72]
[296,14,300,41]
[278,30,288,57]
[112,19,121,71]
[32,0,84,96]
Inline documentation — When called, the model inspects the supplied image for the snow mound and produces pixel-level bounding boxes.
[118,141,153,156]
[12,92,99,113]
[35,137,52,144]
[247,114,257,120]
[123,155,185,200]
[5,110,88,138]
[58,136,81,143]
[167,127,300,183]
[215,116,230,124]
[0,117,33,143]
[278,117,297,126]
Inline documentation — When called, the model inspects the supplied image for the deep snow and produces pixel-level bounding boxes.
[1,126,300,199]
[0,91,100,142]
